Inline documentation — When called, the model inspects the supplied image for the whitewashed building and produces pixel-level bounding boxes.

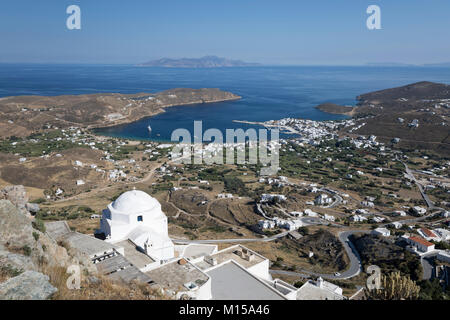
[258,220,276,230]
[314,194,333,206]
[411,206,427,216]
[351,215,367,222]
[261,194,287,203]
[100,190,175,262]
[418,228,440,241]
[436,251,450,263]
[390,222,403,229]
[372,228,390,237]
[404,235,435,253]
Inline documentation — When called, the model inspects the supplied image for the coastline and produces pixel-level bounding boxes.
[88,95,242,131]
[314,103,357,116]
[0,88,241,140]
[232,120,301,135]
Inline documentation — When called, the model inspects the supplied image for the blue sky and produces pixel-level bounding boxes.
[0,0,449,65]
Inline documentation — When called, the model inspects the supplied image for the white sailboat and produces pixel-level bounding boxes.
[147,125,152,133]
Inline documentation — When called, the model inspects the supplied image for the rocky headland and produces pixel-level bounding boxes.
[0,88,241,139]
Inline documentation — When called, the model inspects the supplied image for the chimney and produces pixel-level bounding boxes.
[317,277,324,288]
[204,255,218,266]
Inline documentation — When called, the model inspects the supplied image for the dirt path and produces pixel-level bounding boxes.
[53,155,185,204]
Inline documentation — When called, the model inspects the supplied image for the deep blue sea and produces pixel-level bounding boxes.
[1,64,450,141]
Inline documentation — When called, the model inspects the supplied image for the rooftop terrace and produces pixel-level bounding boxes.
[194,245,266,271]
[115,239,155,269]
[206,261,285,300]
[59,232,118,258]
[145,259,209,293]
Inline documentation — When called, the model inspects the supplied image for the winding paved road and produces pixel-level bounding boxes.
[172,158,444,281]
[172,227,369,280]
[420,252,439,280]
[270,230,369,280]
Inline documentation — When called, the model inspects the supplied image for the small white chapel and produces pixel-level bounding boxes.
[100,189,175,262]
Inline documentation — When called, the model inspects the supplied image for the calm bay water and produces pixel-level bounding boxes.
[1,64,450,141]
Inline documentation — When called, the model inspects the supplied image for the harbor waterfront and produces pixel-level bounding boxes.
[2,64,450,141]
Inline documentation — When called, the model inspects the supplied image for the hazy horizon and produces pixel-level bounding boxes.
[1,59,450,67]
[1,1,450,65]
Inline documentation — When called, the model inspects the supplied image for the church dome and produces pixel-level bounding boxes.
[111,190,160,214]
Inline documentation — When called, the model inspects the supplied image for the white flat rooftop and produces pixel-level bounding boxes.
[195,245,266,270]
[178,244,217,260]
[115,239,155,269]
[145,260,209,293]
[108,264,154,284]
[59,232,118,258]
[206,261,285,300]
[296,281,345,300]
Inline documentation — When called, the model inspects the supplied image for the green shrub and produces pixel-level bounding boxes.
[32,232,40,241]
[32,219,46,233]
[22,245,31,256]
[0,265,23,278]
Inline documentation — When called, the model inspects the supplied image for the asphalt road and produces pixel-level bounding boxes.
[401,161,445,212]
[319,187,343,208]
[173,227,368,281]
[420,252,438,280]
[270,230,369,280]
[172,161,444,281]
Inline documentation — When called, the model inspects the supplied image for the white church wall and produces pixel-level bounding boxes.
[247,259,271,281]
[110,209,131,224]
[99,190,175,263]
[147,244,175,261]
[195,277,212,300]
[109,223,133,242]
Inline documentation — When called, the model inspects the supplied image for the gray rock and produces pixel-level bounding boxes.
[88,276,100,285]
[0,186,29,213]
[0,271,57,300]
[0,248,35,272]
[0,200,35,249]
[0,200,73,272]
[26,203,40,214]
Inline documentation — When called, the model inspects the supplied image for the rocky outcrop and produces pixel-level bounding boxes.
[0,200,71,299]
[0,199,71,268]
[0,185,29,215]
[0,244,35,272]
[0,271,57,300]
[0,200,35,250]
[26,203,40,214]
[0,198,100,300]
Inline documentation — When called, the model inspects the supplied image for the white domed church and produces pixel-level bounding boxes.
[100,189,174,262]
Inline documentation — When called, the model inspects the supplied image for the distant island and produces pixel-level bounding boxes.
[365,62,417,67]
[423,62,450,67]
[366,62,450,67]
[137,56,261,68]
